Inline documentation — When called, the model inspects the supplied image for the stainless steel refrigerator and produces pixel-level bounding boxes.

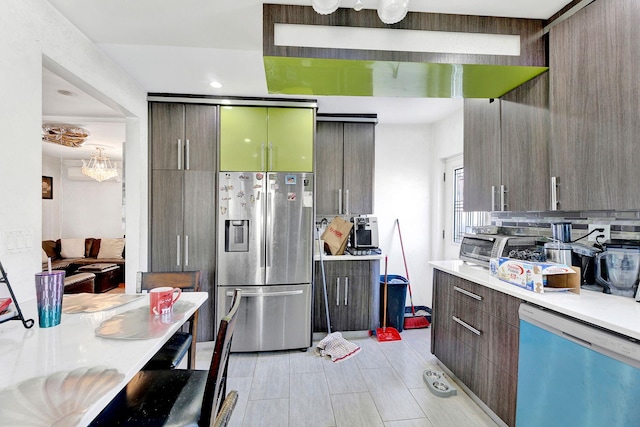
[216,171,313,351]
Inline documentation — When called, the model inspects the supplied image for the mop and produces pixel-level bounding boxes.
[314,227,361,363]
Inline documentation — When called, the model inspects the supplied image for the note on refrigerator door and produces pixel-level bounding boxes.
[303,191,313,207]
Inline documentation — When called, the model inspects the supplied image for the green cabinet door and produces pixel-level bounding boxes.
[267,107,314,172]
[220,106,314,171]
[219,106,268,171]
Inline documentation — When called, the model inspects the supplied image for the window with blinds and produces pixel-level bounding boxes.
[452,167,488,243]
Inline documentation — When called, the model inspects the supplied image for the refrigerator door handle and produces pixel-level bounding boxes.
[177,139,182,170]
[266,190,272,268]
[338,189,343,214]
[336,277,340,306]
[225,289,304,297]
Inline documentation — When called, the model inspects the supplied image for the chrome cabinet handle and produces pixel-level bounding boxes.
[344,277,349,305]
[176,235,181,266]
[177,139,182,170]
[345,189,350,215]
[452,316,481,336]
[500,184,508,211]
[551,176,559,211]
[269,142,274,170]
[336,278,340,306]
[338,189,343,214]
[491,185,496,211]
[226,290,303,297]
[261,143,266,171]
[184,235,189,266]
[453,286,482,301]
[185,139,190,170]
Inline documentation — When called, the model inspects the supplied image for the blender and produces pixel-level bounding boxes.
[595,240,640,297]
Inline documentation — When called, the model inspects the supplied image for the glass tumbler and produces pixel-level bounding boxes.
[35,270,65,328]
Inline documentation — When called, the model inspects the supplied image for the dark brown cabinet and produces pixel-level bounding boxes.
[149,102,217,341]
[431,269,520,426]
[549,0,640,210]
[464,75,549,212]
[316,120,375,216]
[313,260,379,332]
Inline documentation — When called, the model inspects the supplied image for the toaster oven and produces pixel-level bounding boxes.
[459,234,538,267]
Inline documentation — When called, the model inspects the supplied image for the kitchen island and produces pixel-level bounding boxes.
[430,260,640,427]
[0,292,208,426]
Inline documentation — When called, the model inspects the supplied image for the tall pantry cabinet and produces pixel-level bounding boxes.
[149,102,217,341]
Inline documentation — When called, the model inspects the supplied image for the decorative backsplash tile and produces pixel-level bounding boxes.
[490,210,640,242]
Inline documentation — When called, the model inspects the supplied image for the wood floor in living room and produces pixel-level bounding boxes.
[191,329,498,427]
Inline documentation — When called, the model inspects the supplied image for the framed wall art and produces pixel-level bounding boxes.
[42,176,53,199]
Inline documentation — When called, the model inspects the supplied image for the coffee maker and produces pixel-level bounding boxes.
[571,243,601,289]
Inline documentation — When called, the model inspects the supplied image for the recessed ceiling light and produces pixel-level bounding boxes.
[210,81,222,89]
[57,89,77,96]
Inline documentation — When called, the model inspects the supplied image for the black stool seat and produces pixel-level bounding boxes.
[91,369,208,426]
[143,331,193,370]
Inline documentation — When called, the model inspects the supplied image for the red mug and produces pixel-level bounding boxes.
[149,287,181,316]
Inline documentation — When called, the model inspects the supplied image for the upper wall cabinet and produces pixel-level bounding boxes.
[464,74,549,212]
[549,0,640,210]
[150,103,217,171]
[316,120,375,216]
[219,106,314,172]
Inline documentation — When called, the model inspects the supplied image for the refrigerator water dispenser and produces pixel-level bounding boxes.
[225,220,249,252]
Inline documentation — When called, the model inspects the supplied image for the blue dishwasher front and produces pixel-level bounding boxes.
[516,304,640,427]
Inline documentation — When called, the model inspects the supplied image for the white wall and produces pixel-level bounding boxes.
[374,109,464,311]
[42,156,64,240]
[0,0,148,303]
[374,123,434,308]
[42,158,124,239]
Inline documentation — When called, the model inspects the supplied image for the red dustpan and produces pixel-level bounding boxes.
[376,256,402,342]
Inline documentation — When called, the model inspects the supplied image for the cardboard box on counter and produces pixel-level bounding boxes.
[490,257,580,294]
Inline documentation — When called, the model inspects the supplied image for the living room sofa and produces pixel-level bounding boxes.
[42,237,125,292]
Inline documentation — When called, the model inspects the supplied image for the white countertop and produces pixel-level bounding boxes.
[431,260,640,341]
[0,292,208,425]
[314,253,385,261]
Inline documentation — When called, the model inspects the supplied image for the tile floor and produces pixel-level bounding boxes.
[193,329,498,427]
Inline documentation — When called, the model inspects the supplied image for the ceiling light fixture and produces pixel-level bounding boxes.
[377,0,410,24]
[42,123,90,148]
[311,0,409,24]
[81,147,118,182]
[312,0,340,14]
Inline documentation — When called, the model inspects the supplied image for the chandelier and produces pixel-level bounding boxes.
[312,0,410,25]
[42,123,90,147]
[81,147,118,182]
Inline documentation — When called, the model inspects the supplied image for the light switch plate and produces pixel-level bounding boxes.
[588,224,610,242]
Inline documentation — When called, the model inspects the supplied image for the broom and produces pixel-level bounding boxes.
[396,219,430,329]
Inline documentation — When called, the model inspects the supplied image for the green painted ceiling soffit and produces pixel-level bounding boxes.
[263,56,548,99]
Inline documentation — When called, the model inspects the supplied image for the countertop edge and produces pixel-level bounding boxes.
[314,254,384,261]
[430,260,640,342]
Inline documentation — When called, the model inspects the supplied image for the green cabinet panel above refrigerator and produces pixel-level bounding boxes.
[220,106,314,172]
[263,56,548,99]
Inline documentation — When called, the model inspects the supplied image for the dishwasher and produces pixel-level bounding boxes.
[516,303,640,427]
